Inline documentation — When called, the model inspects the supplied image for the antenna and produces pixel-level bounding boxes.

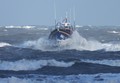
[73,7,76,29]
[54,0,57,28]
[66,11,68,18]
[69,9,72,24]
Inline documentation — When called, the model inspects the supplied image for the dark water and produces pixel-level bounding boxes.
[0,26,120,83]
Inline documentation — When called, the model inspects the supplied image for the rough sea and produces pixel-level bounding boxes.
[0,25,120,83]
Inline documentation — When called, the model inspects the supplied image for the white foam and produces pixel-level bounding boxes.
[21,38,56,51]
[20,30,120,51]
[67,31,120,51]
[75,25,82,28]
[21,31,104,51]
[107,30,120,34]
[0,59,74,71]
[22,26,35,29]
[65,31,120,51]
[5,26,21,28]
[1,73,120,83]
[5,26,35,29]
[103,43,120,51]
[81,59,120,67]
[66,31,104,51]
[0,42,11,47]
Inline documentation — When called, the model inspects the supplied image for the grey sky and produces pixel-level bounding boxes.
[0,0,120,26]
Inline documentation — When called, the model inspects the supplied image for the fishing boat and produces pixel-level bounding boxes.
[49,18,74,40]
[48,0,76,47]
[49,17,75,46]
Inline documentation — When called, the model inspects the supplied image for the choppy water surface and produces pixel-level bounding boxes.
[0,26,120,83]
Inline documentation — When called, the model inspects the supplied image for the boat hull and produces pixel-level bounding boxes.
[49,28,73,40]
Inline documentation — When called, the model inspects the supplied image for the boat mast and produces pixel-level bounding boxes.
[69,9,72,24]
[65,11,68,23]
[73,7,76,29]
[54,0,57,28]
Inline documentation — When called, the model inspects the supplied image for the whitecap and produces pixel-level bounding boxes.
[0,59,74,71]
[0,42,11,47]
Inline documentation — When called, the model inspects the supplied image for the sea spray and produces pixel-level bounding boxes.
[20,30,120,51]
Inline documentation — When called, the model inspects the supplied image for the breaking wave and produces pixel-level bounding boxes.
[5,26,35,29]
[0,42,11,47]
[21,37,56,51]
[20,30,120,51]
[0,59,74,71]
[81,59,120,67]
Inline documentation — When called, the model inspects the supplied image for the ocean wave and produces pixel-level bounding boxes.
[103,43,120,51]
[5,26,35,29]
[0,42,11,47]
[20,30,120,52]
[64,31,120,51]
[0,59,74,71]
[81,59,120,67]
[21,38,54,51]
[107,30,120,34]
[1,73,120,83]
